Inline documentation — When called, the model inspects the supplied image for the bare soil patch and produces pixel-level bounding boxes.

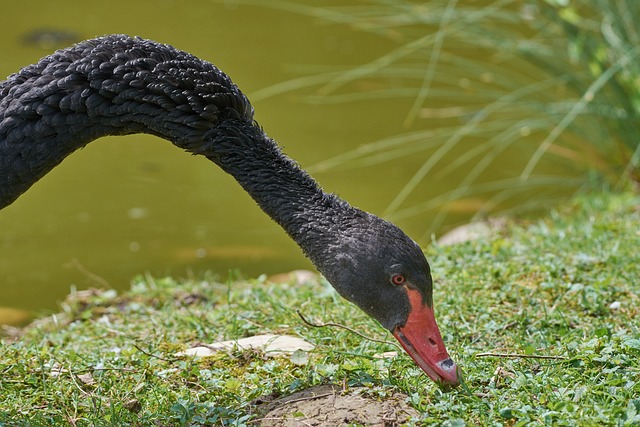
[253,384,418,427]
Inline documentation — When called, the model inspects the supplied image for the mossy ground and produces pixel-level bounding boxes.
[1,192,639,426]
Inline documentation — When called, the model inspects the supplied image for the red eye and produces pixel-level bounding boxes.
[391,274,405,286]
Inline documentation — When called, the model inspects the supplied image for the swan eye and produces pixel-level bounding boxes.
[391,274,406,286]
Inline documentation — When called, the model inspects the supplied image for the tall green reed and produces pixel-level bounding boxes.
[245,0,640,234]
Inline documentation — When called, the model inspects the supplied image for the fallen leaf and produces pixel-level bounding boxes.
[177,334,314,358]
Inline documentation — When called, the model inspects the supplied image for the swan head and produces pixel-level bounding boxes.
[310,210,461,387]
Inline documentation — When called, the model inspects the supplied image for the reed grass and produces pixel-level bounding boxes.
[241,0,640,233]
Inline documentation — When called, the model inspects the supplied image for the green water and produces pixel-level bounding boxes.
[0,1,581,313]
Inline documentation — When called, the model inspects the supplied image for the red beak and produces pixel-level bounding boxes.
[392,288,460,386]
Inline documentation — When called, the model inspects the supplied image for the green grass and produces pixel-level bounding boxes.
[1,190,639,426]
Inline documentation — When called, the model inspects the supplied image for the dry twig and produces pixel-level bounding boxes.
[475,352,567,360]
[296,310,398,348]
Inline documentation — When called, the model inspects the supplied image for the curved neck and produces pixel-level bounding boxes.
[202,120,354,258]
[0,35,252,208]
[0,35,359,276]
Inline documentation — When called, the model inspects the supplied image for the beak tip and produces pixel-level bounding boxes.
[436,358,461,388]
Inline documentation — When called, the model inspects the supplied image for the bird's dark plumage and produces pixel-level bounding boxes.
[0,35,459,386]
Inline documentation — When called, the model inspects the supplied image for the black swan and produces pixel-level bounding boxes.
[0,35,459,386]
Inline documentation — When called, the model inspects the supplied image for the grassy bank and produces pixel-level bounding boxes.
[1,191,639,426]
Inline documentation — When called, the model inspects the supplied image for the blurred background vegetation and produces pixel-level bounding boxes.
[251,0,640,237]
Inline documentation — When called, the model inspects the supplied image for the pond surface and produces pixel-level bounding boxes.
[0,1,582,313]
